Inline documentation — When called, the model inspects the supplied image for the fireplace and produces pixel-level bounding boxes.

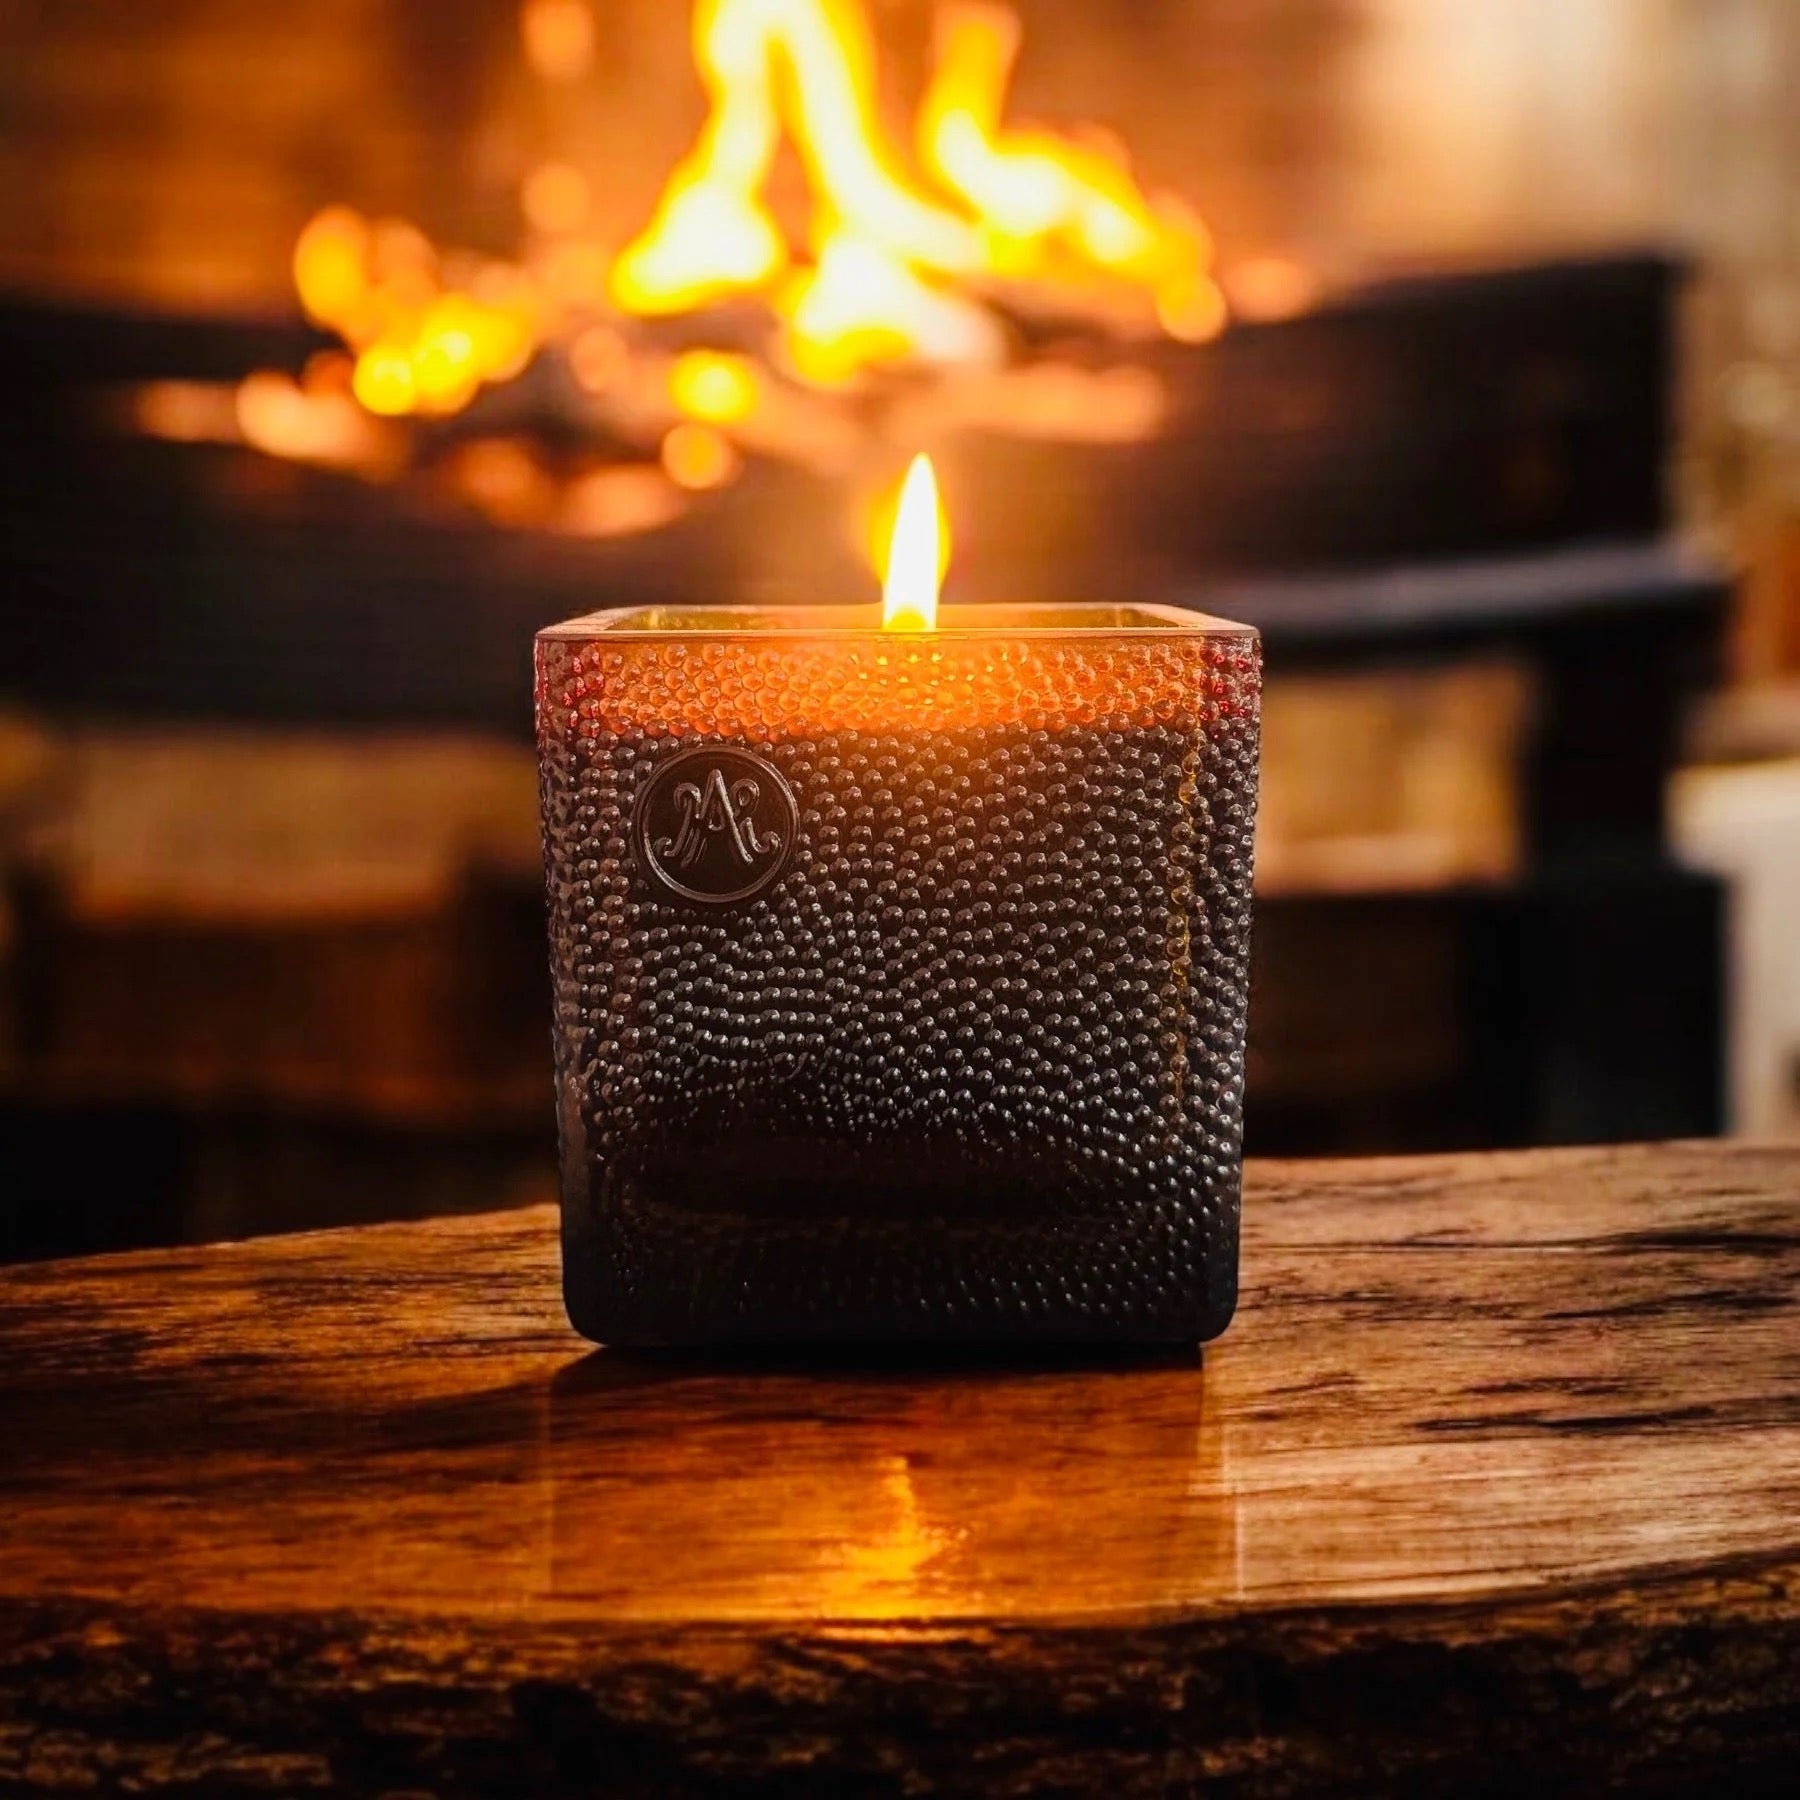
[0,0,1744,1256]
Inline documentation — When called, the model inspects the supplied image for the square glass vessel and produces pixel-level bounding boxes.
[536,604,1261,1346]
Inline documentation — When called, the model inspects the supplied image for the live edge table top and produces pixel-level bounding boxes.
[2,1142,1797,1797]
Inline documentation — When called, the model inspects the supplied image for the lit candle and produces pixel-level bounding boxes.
[536,457,1260,1346]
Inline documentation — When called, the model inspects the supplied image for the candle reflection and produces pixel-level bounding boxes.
[543,1354,1238,1621]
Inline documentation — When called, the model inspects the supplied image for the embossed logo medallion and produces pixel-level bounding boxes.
[634,745,798,905]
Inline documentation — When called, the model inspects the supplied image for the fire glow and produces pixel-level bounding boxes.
[293,1,1221,404]
[607,0,1220,383]
[232,0,1255,538]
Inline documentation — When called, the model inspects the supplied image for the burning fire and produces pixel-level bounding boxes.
[881,454,946,632]
[609,1,1222,379]
[919,7,1222,343]
[290,1,1223,415]
[234,2,1247,537]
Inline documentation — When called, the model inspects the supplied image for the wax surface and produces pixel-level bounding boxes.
[539,610,1259,738]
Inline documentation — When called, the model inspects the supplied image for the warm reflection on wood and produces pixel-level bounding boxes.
[0,1143,1796,1791]
[0,1143,1795,1623]
[545,1352,1233,1620]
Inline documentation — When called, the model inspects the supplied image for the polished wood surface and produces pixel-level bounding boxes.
[2,1142,1797,1795]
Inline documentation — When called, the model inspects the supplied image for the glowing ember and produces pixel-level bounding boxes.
[235,371,385,468]
[291,209,538,421]
[520,0,596,84]
[662,421,742,491]
[881,453,946,633]
[668,350,762,426]
[129,367,395,474]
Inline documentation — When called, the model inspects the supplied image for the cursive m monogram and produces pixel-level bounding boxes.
[636,746,797,905]
[656,768,781,873]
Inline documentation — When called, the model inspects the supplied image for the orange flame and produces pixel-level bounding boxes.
[610,1,976,316]
[611,0,1224,384]
[881,454,945,632]
[278,0,1238,437]
[919,5,1223,342]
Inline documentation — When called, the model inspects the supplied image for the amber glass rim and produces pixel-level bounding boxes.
[538,602,1256,640]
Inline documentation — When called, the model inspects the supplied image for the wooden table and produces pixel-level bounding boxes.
[2,1143,1797,1796]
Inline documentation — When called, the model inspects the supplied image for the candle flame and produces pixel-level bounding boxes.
[881,454,944,632]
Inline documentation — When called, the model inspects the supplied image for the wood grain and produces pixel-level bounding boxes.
[1,1141,1797,1794]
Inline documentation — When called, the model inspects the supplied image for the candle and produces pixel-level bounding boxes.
[536,458,1260,1345]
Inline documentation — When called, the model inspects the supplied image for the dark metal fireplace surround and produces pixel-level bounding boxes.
[0,254,1725,1259]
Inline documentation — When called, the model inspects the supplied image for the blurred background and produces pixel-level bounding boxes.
[2,0,1798,1261]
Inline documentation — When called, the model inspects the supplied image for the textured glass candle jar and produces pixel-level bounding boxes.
[537,605,1260,1346]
